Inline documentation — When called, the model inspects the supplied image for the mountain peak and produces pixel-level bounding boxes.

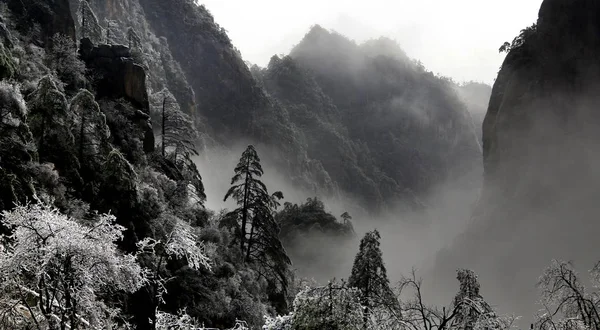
[292,25,357,58]
[360,37,409,62]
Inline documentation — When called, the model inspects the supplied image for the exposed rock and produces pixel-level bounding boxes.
[433,0,600,322]
[112,44,131,58]
[80,38,149,111]
[121,59,148,109]
[80,38,153,153]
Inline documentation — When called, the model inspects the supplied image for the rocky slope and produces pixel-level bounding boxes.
[432,0,600,321]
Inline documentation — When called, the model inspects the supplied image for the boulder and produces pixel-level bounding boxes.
[79,40,153,153]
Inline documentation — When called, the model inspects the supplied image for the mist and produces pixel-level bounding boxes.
[200,0,543,84]
[194,140,481,297]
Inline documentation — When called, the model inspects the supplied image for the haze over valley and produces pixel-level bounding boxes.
[0,0,598,329]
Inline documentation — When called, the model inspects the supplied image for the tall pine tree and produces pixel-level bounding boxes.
[223,145,291,312]
[454,269,493,330]
[348,230,397,329]
[224,145,268,256]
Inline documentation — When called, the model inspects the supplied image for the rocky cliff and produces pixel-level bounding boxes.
[432,0,600,321]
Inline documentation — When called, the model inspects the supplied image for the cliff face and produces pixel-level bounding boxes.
[433,0,600,321]
[137,0,269,136]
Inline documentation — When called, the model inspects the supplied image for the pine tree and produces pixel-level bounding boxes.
[454,269,492,330]
[78,0,103,44]
[340,212,352,225]
[150,89,205,205]
[348,230,397,329]
[69,89,110,164]
[223,145,268,256]
[152,89,198,159]
[127,26,142,50]
[224,145,291,312]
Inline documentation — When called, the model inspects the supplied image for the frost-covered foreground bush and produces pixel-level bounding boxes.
[262,314,293,330]
[263,274,519,330]
[0,201,213,330]
[0,201,146,329]
[262,282,365,330]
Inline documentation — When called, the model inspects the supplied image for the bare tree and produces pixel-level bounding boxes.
[536,260,600,330]
[398,269,516,330]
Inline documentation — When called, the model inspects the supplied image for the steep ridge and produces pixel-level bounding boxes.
[79,0,486,213]
[432,0,600,321]
[256,27,483,210]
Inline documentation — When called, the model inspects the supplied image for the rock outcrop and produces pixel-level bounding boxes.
[79,38,150,110]
[79,38,154,153]
[432,0,600,322]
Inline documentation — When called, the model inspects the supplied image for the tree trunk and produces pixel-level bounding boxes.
[240,157,251,259]
[81,5,85,39]
[79,111,85,162]
[363,275,370,330]
[161,97,166,158]
[39,116,46,155]
[246,216,255,260]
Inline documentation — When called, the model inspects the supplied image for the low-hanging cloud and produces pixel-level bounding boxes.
[194,139,482,295]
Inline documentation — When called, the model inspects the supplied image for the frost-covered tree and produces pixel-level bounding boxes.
[348,230,397,329]
[150,89,206,205]
[263,313,294,330]
[137,218,211,329]
[292,280,365,330]
[263,280,376,330]
[0,201,147,329]
[69,89,110,164]
[45,34,86,91]
[155,309,202,330]
[27,76,70,156]
[454,269,491,330]
[0,82,36,212]
[127,26,142,50]
[77,0,103,44]
[399,269,515,330]
[535,260,600,330]
[152,90,198,159]
[96,149,139,249]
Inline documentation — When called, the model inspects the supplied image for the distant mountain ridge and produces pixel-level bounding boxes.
[10,0,489,213]
[253,25,485,210]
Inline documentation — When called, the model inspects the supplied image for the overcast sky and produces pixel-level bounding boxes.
[200,0,543,84]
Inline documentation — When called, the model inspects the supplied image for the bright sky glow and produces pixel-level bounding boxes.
[200,0,543,84]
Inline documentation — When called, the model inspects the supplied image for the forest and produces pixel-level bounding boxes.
[0,0,599,329]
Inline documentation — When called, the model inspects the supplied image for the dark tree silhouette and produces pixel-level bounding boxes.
[223,145,268,256]
[223,145,291,312]
[340,211,352,225]
[348,230,397,329]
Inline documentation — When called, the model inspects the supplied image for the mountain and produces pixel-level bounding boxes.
[431,0,600,322]
[69,1,486,213]
[0,0,493,327]
[254,26,484,211]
